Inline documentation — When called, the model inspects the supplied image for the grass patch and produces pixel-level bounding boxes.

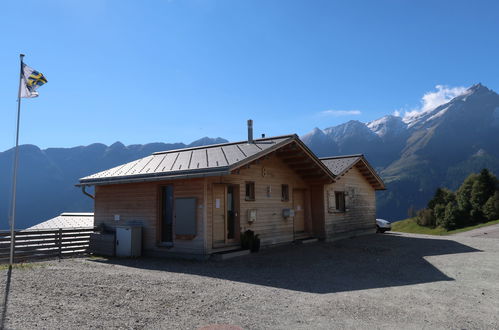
[0,262,43,271]
[392,218,499,236]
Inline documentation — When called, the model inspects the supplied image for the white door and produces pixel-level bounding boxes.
[116,227,131,257]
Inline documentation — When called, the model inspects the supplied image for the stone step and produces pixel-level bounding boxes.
[212,249,250,260]
[296,237,319,244]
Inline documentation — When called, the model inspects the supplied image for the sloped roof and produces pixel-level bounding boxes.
[28,213,94,230]
[320,155,385,190]
[321,155,362,176]
[79,135,335,186]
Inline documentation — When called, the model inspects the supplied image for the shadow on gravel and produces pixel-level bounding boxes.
[90,234,481,294]
[0,267,12,330]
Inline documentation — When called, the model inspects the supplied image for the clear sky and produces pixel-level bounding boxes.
[1,0,498,151]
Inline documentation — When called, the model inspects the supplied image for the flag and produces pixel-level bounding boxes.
[20,63,47,98]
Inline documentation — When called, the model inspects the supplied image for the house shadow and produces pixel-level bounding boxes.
[90,234,481,294]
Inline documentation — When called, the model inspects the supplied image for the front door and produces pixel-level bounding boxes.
[212,184,240,248]
[212,184,226,248]
[160,185,174,245]
[293,189,307,238]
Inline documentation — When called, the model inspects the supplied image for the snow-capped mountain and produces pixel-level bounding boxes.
[302,83,499,220]
[367,115,408,139]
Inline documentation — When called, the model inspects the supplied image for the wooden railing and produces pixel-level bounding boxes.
[0,227,96,264]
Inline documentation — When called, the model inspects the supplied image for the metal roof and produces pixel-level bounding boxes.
[320,155,385,190]
[79,135,296,186]
[320,155,362,176]
[28,213,94,230]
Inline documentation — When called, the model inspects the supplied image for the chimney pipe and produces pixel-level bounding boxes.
[247,119,253,143]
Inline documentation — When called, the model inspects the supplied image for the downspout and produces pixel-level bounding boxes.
[81,185,95,199]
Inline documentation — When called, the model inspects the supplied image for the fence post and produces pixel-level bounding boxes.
[58,228,62,261]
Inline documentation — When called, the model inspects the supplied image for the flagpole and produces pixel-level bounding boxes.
[9,53,25,267]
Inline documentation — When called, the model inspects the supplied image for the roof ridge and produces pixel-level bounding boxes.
[320,154,363,160]
[152,134,296,155]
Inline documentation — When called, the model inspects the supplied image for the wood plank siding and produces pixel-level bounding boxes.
[323,165,377,239]
[94,178,207,255]
[205,153,316,251]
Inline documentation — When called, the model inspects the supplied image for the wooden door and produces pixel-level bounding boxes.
[212,184,226,247]
[293,189,306,234]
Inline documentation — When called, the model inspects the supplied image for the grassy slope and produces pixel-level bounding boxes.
[392,218,499,236]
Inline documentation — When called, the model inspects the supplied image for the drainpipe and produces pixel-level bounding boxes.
[81,186,95,199]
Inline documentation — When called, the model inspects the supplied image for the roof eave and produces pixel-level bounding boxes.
[76,167,230,187]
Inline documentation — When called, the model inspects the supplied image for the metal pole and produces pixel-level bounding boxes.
[9,53,25,267]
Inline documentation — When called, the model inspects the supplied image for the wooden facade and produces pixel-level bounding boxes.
[86,136,385,257]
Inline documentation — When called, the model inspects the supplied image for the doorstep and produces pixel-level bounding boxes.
[212,249,251,261]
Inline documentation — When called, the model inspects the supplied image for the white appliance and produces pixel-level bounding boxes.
[115,225,142,257]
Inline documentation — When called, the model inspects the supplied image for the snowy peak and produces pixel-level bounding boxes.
[324,120,378,142]
[367,115,407,138]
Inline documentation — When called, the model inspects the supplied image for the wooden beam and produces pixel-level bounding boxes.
[288,163,317,170]
[295,169,323,175]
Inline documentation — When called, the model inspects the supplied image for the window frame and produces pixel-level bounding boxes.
[281,184,290,202]
[335,191,346,212]
[245,181,255,201]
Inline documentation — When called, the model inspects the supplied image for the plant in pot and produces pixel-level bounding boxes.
[241,229,254,250]
[241,230,261,253]
[250,234,260,253]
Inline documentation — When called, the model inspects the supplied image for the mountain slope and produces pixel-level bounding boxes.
[300,84,499,220]
[0,137,227,229]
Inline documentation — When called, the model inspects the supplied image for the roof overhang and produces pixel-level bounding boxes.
[77,167,231,187]
[321,155,385,190]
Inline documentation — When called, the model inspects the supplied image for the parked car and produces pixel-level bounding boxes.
[376,218,391,233]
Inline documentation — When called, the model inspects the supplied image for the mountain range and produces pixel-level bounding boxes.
[0,138,227,229]
[302,83,499,220]
[1,83,498,229]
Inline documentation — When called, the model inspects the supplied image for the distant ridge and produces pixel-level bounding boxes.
[0,137,227,229]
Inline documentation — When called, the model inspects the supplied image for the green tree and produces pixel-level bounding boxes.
[440,201,460,230]
[434,204,446,227]
[456,173,478,217]
[428,188,455,210]
[483,192,499,221]
[470,169,496,212]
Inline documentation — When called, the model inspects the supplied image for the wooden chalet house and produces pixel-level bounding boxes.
[78,122,385,257]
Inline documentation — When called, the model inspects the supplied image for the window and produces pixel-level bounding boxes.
[245,181,255,201]
[281,184,289,201]
[335,191,346,212]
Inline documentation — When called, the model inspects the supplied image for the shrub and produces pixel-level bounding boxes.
[483,192,499,221]
[440,201,460,230]
[416,208,435,227]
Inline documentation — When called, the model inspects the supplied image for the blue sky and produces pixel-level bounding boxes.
[1,0,498,151]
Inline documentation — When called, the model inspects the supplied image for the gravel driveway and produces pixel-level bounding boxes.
[1,232,498,329]
[453,223,499,239]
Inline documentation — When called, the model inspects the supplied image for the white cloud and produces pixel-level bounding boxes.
[320,110,362,116]
[403,85,467,121]
[392,110,401,117]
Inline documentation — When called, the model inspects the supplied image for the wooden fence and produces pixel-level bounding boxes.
[0,227,96,264]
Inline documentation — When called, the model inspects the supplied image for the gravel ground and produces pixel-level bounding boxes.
[453,223,499,239]
[1,232,498,329]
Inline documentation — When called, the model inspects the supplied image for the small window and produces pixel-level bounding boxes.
[281,184,289,201]
[245,181,255,201]
[335,191,346,212]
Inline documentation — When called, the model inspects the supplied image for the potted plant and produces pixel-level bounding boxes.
[250,234,260,253]
[241,229,254,250]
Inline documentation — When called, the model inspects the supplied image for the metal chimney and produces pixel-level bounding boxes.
[247,119,254,143]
